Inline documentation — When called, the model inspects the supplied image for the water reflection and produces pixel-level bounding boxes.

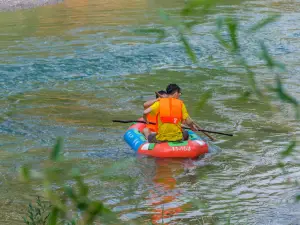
[147,159,194,224]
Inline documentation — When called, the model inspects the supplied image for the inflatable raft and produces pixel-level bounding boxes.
[124,122,208,158]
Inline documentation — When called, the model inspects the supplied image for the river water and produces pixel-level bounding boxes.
[0,0,300,224]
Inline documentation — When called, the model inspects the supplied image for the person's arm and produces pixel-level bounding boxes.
[181,104,197,131]
[182,117,198,131]
[143,107,152,124]
[143,98,159,109]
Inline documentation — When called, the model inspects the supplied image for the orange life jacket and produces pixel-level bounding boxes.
[146,113,158,132]
[159,98,183,125]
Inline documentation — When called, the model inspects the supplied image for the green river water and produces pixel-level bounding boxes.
[0,0,300,224]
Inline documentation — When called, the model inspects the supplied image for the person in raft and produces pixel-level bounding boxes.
[143,84,198,143]
[142,90,168,138]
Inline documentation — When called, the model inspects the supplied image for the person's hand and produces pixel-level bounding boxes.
[155,92,164,98]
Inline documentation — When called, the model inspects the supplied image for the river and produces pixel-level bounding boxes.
[0,0,299,224]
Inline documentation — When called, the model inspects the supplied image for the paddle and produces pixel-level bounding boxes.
[112,120,233,137]
[190,121,217,141]
[112,120,156,125]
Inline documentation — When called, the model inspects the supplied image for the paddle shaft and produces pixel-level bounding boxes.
[112,120,156,125]
[192,121,216,141]
[112,120,233,137]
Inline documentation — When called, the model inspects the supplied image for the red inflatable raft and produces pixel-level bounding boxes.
[124,122,208,158]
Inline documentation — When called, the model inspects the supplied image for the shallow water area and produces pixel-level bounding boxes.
[0,0,300,224]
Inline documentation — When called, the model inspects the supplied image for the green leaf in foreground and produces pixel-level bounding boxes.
[259,42,275,69]
[227,210,232,225]
[195,90,212,112]
[179,34,197,63]
[226,17,239,52]
[50,137,63,161]
[281,140,296,157]
[134,28,166,42]
[267,76,299,118]
[48,207,59,225]
[275,76,298,105]
[237,90,252,102]
[191,199,208,209]
[248,14,280,33]
[181,0,218,16]
[20,166,31,182]
[183,20,200,30]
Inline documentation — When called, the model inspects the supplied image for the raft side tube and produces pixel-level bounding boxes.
[124,128,147,152]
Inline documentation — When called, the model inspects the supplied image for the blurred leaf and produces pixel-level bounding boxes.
[183,20,199,30]
[46,191,66,212]
[179,34,197,63]
[65,186,77,201]
[20,166,31,182]
[274,61,286,72]
[181,0,218,16]
[237,58,262,97]
[159,9,170,23]
[266,76,299,119]
[226,17,239,52]
[51,137,63,161]
[248,14,280,33]
[296,195,300,202]
[75,176,89,197]
[48,207,59,225]
[237,90,252,102]
[216,16,224,30]
[98,205,120,224]
[77,201,89,211]
[158,9,182,28]
[87,202,104,221]
[213,31,231,50]
[246,70,262,97]
[259,42,275,68]
[281,140,296,157]
[275,76,298,106]
[71,168,81,177]
[195,90,212,112]
[191,199,208,209]
[227,210,232,225]
[277,161,285,168]
[134,28,166,42]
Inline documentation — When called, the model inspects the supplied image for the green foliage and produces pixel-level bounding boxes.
[248,14,280,33]
[259,42,280,70]
[134,28,166,42]
[179,34,197,63]
[51,137,63,161]
[20,165,31,182]
[23,196,50,225]
[225,17,239,52]
[226,210,231,225]
[281,140,296,157]
[181,0,219,16]
[195,90,212,112]
[148,0,299,203]
[20,138,120,225]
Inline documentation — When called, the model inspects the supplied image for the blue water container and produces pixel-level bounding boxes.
[124,129,147,152]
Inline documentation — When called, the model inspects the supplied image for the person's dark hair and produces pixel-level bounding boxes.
[166,84,181,95]
[156,90,167,99]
